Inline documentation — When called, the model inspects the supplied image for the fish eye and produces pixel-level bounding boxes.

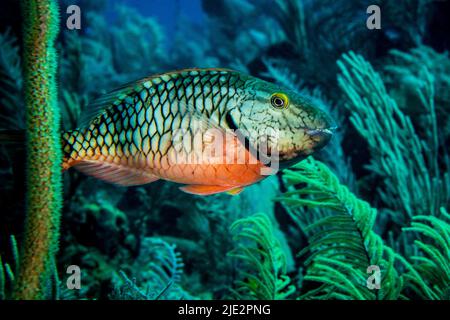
[270,93,289,109]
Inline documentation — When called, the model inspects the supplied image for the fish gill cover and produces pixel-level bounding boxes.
[0,0,448,301]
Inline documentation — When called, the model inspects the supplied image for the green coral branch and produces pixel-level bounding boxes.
[399,209,449,299]
[111,238,190,300]
[277,157,403,300]
[0,235,20,299]
[228,213,296,300]
[14,0,62,300]
[337,51,448,222]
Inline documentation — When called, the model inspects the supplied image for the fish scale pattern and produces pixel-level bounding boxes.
[62,69,247,172]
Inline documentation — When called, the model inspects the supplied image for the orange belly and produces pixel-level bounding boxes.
[153,162,267,187]
[63,131,272,195]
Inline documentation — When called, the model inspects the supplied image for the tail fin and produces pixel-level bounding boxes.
[0,130,26,144]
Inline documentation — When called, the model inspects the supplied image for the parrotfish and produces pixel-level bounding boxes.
[62,68,334,195]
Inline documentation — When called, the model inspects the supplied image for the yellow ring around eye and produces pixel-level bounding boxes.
[270,93,289,109]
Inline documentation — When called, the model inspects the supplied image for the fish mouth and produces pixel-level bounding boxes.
[275,126,336,169]
[303,107,337,142]
[233,123,336,169]
[305,125,336,150]
[305,127,336,137]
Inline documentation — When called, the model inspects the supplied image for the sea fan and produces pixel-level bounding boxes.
[110,238,188,300]
[141,238,185,292]
[385,46,450,143]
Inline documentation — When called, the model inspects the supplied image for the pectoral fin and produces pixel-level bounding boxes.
[74,161,159,186]
[180,184,242,196]
[226,187,244,195]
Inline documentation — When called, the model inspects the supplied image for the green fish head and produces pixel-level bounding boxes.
[229,76,335,167]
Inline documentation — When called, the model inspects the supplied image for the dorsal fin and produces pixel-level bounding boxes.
[78,78,151,128]
[78,68,238,129]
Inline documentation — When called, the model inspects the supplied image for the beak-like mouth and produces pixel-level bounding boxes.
[305,125,336,150]
[305,126,337,137]
[266,125,336,170]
